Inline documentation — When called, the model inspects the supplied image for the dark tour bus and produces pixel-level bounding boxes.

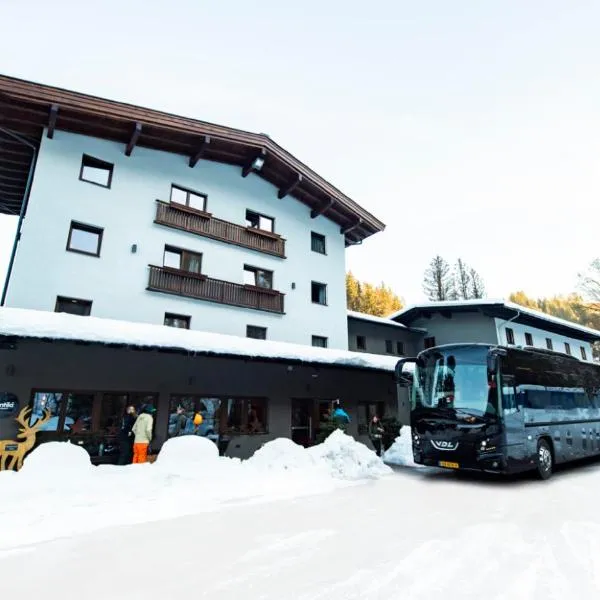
[396,343,600,479]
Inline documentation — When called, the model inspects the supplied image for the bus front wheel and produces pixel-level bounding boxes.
[536,439,553,480]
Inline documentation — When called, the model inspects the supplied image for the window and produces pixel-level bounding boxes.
[312,335,328,348]
[564,342,571,355]
[243,265,273,289]
[245,210,274,233]
[55,296,92,316]
[224,398,268,434]
[546,338,553,350]
[168,396,221,439]
[385,340,393,354]
[506,328,515,345]
[356,335,367,351]
[311,281,327,305]
[79,154,113,188]
[164,313,190,329]
[581,346,588,360]
[247,325,267,340]
[524,332,533,346]
[67,221,103,257]
[311,232,326,254]
[163,246,202,274]
[424,336,436,349]
[396,341,405,355]
[170,184,207,212]
[30,392,94,433]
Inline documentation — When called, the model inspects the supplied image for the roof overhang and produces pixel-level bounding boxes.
[0,74,384,244]
[392,300,600,343]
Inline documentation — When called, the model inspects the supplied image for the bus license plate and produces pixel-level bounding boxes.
[439,461,459,469]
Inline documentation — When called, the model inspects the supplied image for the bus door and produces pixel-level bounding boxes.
[500,372,527,466]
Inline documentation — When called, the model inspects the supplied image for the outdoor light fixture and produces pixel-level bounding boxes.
[131,244,137,253]
[252,156,265,171]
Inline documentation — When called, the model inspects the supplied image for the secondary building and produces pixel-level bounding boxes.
[0,74,384,350]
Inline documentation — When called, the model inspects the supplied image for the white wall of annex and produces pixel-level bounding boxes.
[5,130,349,349]
[494,319,593,360]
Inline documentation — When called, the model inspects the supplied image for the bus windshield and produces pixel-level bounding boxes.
[412,345,498,417]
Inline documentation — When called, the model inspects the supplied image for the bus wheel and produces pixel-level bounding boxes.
[536,439,553,480]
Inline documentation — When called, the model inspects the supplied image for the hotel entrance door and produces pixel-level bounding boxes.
[290,398,333,447]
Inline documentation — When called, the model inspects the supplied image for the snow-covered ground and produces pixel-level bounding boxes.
[2,429,600,598]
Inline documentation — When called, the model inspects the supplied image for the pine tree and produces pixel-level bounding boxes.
[422,256,454,301]
[455,259,471,299]
[469,267,485,299]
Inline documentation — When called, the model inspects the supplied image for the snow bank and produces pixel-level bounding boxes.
[0,429,390,549]
[19,441,94,481]
[246,438,317,471]
[383,427,424,468]
[309,430,392,480]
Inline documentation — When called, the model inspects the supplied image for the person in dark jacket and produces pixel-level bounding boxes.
[369,415,385,456]
[173,405,188,436]
[117,405,137,465]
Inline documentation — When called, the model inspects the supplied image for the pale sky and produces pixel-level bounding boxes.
[1,0,600,304]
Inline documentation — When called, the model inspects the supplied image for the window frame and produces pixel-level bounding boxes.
[524,332,533,346]
[396,341,405,355]
[311,281,327,305]
[55,296,92,316]
[546,338,553,350]
[246,325,267,340]
[245,209,275,234]
[312,335,328,348]
[163,245,203,276]
[79,154,114,189]
[506,328,515,345]
[243,265,274,290]
[66,221,104,257]
[356,335,367,351]
[311,232,326,255]
[564,342,571,355]
[581,346,587,360]
[164,313,191,329]
[170,184,208,213]
[424,336,436,349]
[385,340,393,354]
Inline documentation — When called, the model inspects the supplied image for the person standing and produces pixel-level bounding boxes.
[132,404,155,464]
[369,415,385,456]
[117,405,137,465]
[173,405,188,437]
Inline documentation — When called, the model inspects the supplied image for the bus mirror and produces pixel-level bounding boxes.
[487,353,498,374]
[395,358,416,386]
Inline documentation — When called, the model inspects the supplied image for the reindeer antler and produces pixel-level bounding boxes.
[14,406,32,428]
[29,408,52,431]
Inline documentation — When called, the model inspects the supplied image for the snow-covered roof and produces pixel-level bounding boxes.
[0,308,399,373]
[347,310,407,328]
[390,299,600,341]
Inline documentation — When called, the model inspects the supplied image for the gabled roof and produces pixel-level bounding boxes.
[0,308,398,373]
[390,299,600,343]
[0,74,384,244]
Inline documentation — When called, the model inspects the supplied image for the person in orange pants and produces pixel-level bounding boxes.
[131,404,155,464]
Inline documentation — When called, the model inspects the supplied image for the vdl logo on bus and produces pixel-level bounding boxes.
[431,440,459,451]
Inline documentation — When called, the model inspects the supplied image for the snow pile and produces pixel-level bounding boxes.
[245,438,318,471]
[383,427,424,468]
[19,441,94,481]
[309,429,392,480]
[0,429,390,549]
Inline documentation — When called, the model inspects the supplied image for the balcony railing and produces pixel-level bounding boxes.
[147,265,285,314]
[154,201,286,258]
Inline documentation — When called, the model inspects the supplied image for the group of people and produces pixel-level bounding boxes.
[117,404,156,465]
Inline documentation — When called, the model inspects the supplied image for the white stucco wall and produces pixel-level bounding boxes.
[5,130,349,348]
[494,319,593,360]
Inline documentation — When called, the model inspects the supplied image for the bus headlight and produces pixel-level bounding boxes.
[412,431,421,447]
[479,440,488,452]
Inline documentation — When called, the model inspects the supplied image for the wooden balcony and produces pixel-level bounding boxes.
[147,265,285,314]
[154,201,286,258]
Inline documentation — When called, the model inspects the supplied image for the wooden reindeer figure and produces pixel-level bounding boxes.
[0,407,51,471]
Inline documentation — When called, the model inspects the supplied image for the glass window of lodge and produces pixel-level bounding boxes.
[164,246,202,274]
[67,222,103,256]
[247,325,267,340]
[55,296,92,316]
[312,335,328,348]
[311,281,327,305]
[244,265,273,289]
[79,154,113,188]
[311,232,326,254]
[246,209,274,233]
[164,313,190,329]
[170,184,207,212]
